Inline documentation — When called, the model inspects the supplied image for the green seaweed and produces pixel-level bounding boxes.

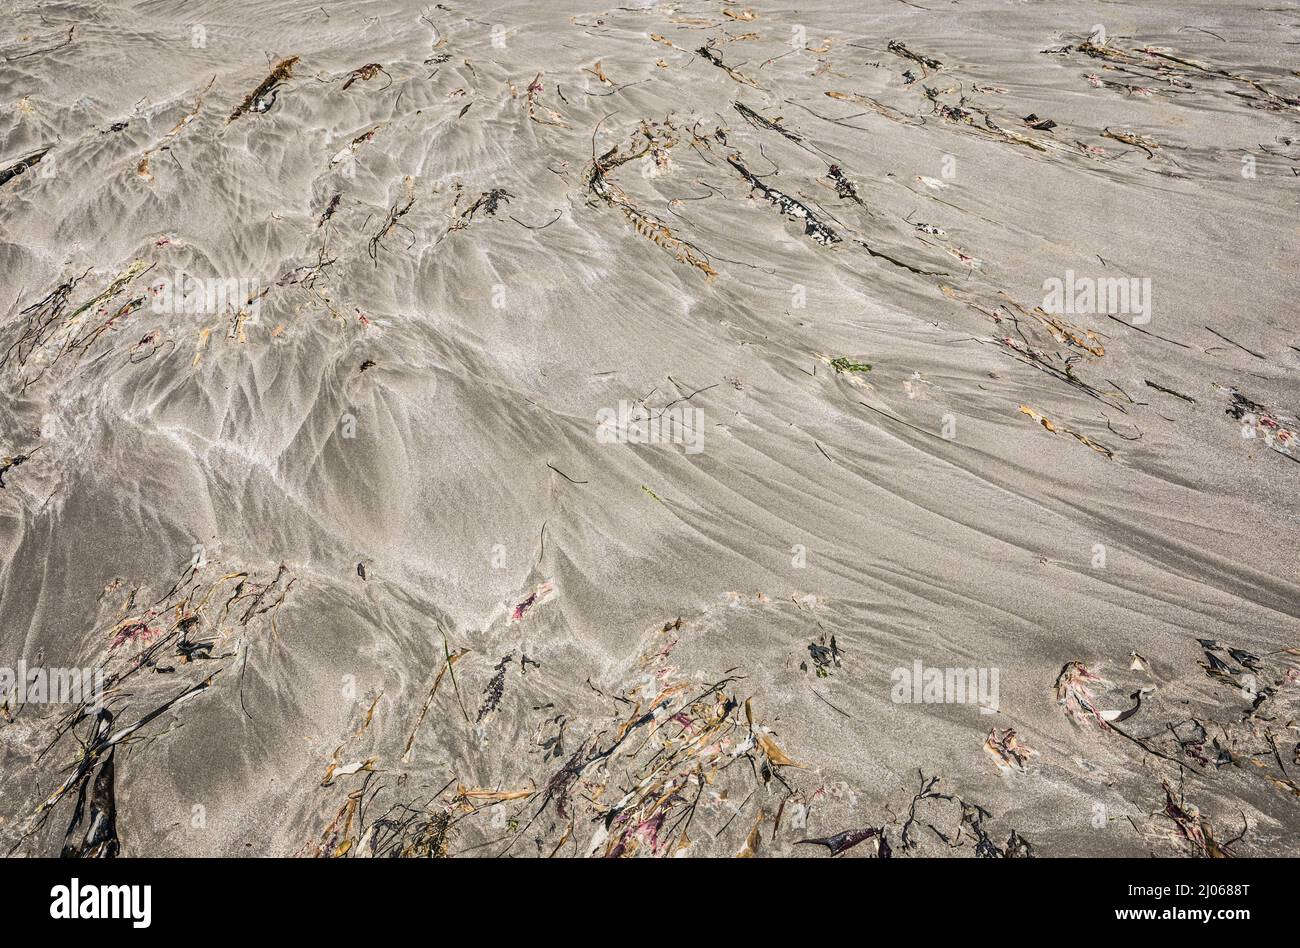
[830,357,872,374]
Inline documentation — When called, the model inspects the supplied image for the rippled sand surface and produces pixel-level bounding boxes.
[2,1,1298,857]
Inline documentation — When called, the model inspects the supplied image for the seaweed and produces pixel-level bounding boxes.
[401,643,470,763]
[227,55,300,124]
[1145,379,1195,403]
[984,728,1039,774]
[366,177,416,263]
[452,188,514,230]
[796,825,884,857]
[21,674,219,852]
[587,121,719,279]
[830,357,871,374]
[59,711,120,858]
[887,40,943,74]
[1,260,153,390]
[0,147,51,188]
[476,653,512,723]
[1225,390,1299,463]
[898,771,1031,856]
[696,41,758,87]
[0,451,31,488]
[342,62,390,90]
[826,164,863,204]
[1018,404,1114,458]
[727,154,840,244]
[526,72,571,128]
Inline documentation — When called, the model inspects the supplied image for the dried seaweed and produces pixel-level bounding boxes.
[342,62,390,90]
[367,176,416,263]
[0,450,31,488]
[588,122,718,279]
[697,41,758,87]
[796,825,884,857]
[476,653,511,723]
[727,154,840,244]
[0,147,51,188]
[888,40,943,74]
[59,712,120,858]
[228,55,300,124]
[1019,404,1114,459]
[984,727,1038,773]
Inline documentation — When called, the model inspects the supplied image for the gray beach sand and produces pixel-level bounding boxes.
[1,0,1298,857]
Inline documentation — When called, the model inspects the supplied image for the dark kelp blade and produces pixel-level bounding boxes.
[796,825,881,856]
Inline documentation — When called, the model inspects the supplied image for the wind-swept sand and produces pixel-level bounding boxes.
[1,0,1298,857]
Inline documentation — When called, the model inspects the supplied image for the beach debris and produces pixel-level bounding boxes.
[899,771,1031,857]
[1145,379,1194,403]
[807,635,842,676]
[329,124,384,168]
[137,77,215,182]
[824,90,919,125]
[321,754,378,786]
[3,259,152,387]
[442,637,472,724]
[526,72,571,127]
[734,809,765,857]
[460,618,816,858]
[1055,661,1111,728]
[318,193,342,227]
[3,24,76,64]
[1160,779,1229,857]
[696,41,758,87]
[228,55,299,123]
[887,40,942,75]
[108,618,163,652]
[367,176,416,263]
[1018,405,1114,459]
[26,674,219,842]
[830,357,872,375]
[58,711,120,858]
[826,164,863,204]
[342,62,389,90]
[449,188,514,235]
[1101,126,1159,158]
[476,653,512,722]
[587,121,718,279]
[1051,36,1297,117]
[401,644,470,762]
[0,146,51,188]
[311,788,366,857]
[756,729,800,769]
[727,154,840,244]
[796,825,885,857]
[359,803,451,858]
[510,581,555,623]
[0,451,30,488]
[734,101,803,147]
[1224,390,1298,463]
[1130,651,1150,672]
[984,727,1038,773]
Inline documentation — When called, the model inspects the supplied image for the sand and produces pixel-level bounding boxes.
[1,0,1298,858]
